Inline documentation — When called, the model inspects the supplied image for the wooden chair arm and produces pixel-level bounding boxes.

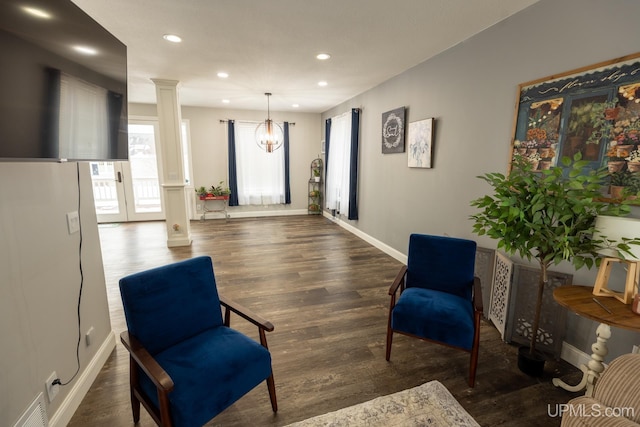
[120,331,174,392]
[219,294,274,332]
[473,276,483,314]
[388,265,408,296]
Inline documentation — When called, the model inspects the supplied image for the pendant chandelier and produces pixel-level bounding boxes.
[255,92,284,153]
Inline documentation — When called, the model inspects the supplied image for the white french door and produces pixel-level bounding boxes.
[90,121,165,223]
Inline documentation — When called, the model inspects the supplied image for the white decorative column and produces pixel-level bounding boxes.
[152,79,192,247]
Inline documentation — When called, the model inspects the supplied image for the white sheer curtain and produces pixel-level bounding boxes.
[58,73,109,159]
[325,112,352,213]
[235,121,285,205]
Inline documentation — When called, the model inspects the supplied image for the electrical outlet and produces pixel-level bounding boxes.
[85,326,95,346]
[66,211,80,234]
[46,371,60,402]
[633,345,640,354]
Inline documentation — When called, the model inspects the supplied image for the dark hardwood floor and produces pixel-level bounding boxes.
[68,216,582,427]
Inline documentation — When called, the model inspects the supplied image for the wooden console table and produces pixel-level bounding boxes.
[552,285,640,396]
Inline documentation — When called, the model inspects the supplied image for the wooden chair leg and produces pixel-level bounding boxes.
[131,390,141,423]
[129,357,141,422]
[385,326,393,361]
[266,373,278,412]
[468,315,481,387]
[468,346,479,387]
[158,390,173,427]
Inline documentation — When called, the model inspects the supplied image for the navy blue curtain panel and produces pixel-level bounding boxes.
[227,120,239,206]
[348,109,360,220]
[284,122,291,204]
[107,91,124,159]
[324,118,332,180]
[44,67,61,158]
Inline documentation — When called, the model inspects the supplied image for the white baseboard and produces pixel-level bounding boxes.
[560,341,593,369]
[322,212,407,264]
[230,209,308,219]
[195,209,308,221]
[49,331,116,427]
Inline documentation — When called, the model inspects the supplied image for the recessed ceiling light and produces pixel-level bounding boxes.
[316,53,331,60]
[73,45,98,55]
[163,34,182,43]
[292,104,300,108]
[217,72,229,78]
[222,99,230,104]
[21,6,52,19]
[318,81,328,87]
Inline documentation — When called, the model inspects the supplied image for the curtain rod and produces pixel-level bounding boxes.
[219,119,295,125]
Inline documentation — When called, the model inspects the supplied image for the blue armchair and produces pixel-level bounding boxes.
[385,234,483,387]
[119,256,277,427]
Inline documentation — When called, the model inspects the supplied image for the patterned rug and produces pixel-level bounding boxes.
[286,380,479,427]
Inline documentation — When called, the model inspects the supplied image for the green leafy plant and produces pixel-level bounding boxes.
[568,99,617,145]
[196,181,231,197]
[208,181,231,196]
[470,154,639,358]
[195,186,208,197]
[610,170,639,187]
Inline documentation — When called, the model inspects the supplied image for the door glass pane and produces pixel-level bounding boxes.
[128,124,161,213]
[90,162,120,214]
[181,122,191,185]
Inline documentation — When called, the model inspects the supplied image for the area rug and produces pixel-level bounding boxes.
[286,380,480,427]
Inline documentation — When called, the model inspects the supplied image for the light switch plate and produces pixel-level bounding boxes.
[67,211,80,234]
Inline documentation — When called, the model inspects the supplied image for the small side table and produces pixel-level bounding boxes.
[199,195,229,221]
[552,285,640,396]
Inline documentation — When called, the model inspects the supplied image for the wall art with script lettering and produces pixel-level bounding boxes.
[510,52,640,201]
[382,106,405,153]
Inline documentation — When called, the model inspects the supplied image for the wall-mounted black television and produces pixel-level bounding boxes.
[0,0,127,161]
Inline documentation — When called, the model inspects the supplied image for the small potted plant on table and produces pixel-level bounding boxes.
[196,181,231,200]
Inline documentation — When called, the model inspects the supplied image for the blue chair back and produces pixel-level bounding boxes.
[406,234,476,300]
[119,256,224,355]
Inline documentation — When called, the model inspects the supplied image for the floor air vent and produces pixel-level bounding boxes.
[14,393,48,427]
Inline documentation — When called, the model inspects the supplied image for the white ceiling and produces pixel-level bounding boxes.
[71,0,538,113]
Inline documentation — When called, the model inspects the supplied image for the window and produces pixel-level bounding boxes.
[59,73,109,159]
[234,121,286,205]
[325,109,360,220]
[181,121,192,185]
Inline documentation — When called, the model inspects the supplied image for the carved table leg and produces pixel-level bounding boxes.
[552,323,611,397]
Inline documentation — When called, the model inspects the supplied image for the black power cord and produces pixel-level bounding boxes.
[54,162,84,387]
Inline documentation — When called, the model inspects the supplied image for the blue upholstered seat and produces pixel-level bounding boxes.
[392,287,474,350]
[386,234,483,387]
[119,256,277,427]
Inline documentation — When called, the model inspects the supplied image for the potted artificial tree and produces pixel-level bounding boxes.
[470,154,639,376]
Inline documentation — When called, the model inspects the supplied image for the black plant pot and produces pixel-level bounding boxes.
[517,346,545,377]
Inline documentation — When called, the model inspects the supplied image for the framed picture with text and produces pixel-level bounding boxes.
[382,107,405,153]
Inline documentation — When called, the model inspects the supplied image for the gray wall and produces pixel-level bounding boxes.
[321,0,640,360]
[0,162,112,426]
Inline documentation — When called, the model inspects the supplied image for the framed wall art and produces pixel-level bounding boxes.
[382,106,405,153]
[407,117,434,168]
[510,52,640,195]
